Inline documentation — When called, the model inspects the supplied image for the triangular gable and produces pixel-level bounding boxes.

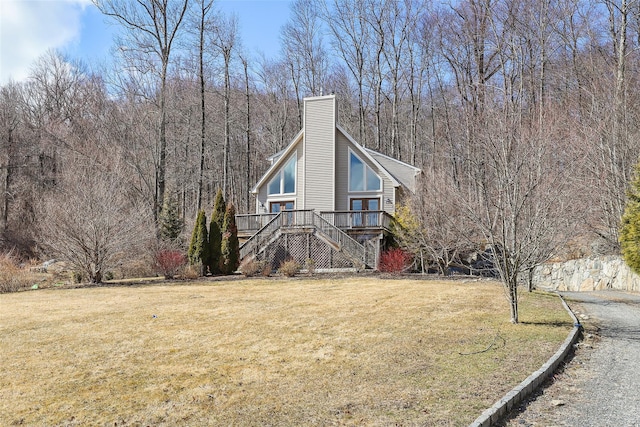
[251,130,304,194]
[335,124,401,189]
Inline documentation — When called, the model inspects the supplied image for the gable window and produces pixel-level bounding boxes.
[349,150,381,192]
[268,156,296,195]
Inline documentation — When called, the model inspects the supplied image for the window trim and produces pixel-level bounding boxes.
[348,148,382,193]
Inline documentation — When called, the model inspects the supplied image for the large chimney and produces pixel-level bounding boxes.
[302,95,337,211]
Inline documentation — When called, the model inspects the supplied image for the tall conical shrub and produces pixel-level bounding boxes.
[221,202,240,274]
[208,219,222,274]
[208,189,226,274]
[188,209,209,276]
[620,160,640,274]
[212,189,226,229]
[159,190,183,243]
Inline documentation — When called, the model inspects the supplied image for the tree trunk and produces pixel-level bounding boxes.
[197,3,208,211]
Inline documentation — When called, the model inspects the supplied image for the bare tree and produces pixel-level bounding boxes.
[240,54,252,213]
[39,161,153,283]
[393,170,473,275]
[323,0,372,145]
[0,83,22,235]
[192,0,214,211]
[93,0,190,222]
[210,12,238,199]
[458,106,574,323]
[282,0,329,99]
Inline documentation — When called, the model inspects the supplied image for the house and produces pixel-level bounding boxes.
[236,95,421,271]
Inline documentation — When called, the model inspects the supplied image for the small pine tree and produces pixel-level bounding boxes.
[212,189,226,229]
[208,219,222,274]
[208,189,226,274]
[188,210,209,276]
[620,160,640,274]
[159,190,183,243]
[221,202,240,274]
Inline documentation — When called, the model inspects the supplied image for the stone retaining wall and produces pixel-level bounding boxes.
[533,256,640,292]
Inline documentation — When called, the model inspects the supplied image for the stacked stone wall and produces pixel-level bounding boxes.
[533,256,640,292]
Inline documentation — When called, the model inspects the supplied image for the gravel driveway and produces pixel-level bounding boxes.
[499,290,640,426]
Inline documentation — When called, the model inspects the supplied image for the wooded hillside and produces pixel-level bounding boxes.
[0,0,636,266]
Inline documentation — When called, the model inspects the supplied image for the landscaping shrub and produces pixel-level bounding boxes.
[182,264,200,280]
[188,210,209,276]
[155,249,187,279]
[221,203,240,274]
[240,259,269,277]
[118,258,156,279]
[278,259,301,277]
[621,159,640,274]
[71,271,84,283]
[379,248,412,273]
[159,190,184,244]
[208,189,226,274]
[305,258,316,275]
[0,253,32,293]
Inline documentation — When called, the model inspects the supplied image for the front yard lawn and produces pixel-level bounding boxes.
[0,277,571,425]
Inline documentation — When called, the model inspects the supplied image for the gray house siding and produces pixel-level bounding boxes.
[335,130,349,210]
[335,129,397,214]
[303,96,336,211]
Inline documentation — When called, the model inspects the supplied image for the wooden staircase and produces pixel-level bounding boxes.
[239,210,376,269]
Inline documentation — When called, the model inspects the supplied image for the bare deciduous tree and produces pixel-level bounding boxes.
[39,162,153,283]
[93,0,190,221]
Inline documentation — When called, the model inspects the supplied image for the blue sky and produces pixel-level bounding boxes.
[0,0,292,85]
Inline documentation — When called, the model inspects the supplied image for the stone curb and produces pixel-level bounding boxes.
[468,293,582,427]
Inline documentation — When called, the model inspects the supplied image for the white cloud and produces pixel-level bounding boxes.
[0,0,91,85]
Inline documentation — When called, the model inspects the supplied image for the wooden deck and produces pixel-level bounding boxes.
[236,210,393,239]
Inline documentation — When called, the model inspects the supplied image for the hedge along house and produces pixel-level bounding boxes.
[236,95,421,271]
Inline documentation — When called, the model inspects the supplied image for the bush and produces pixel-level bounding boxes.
[621,159,640,274]
[188,210,209,276]
[240,259,270,277]
[182,264,200,280]
[0,253,33,293]
[278,259,301,277]
[209,189,226,274]
[379,248,412,273]
[71,271,84,283]
[221,203,240,274]
[117,258,156,279]
[155,249,187,279]
[305,258,316,275]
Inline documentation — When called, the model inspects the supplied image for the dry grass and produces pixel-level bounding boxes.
[0,254,43,293]
[0,277,571,426]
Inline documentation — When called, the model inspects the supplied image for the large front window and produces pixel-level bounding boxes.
[268,156,296,195]
[349,151,381,192]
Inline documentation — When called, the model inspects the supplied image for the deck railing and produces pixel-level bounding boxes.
[236,210,393,235]
[236,213,278,234]
[319,210,393,230]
